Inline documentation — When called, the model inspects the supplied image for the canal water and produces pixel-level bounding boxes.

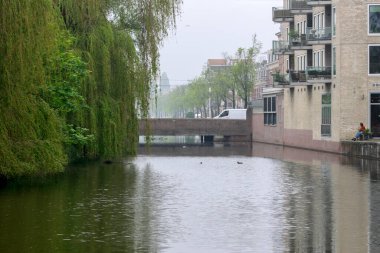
[0,142,380,252]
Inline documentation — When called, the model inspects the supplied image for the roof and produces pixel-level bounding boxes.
[207,59,227,67]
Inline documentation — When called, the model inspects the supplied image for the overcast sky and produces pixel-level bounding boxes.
[159,0,282,86]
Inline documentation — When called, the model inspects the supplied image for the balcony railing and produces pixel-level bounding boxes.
[272,7,293,22]
[306,27,332,42]
[272,73,289,85]
[289,35,310,48]
[306,66,332,80]
[289,70,307,82]
[290,0,312,11]
[272,40,291,54]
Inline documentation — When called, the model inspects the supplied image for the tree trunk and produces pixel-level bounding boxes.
[232,89,236,109]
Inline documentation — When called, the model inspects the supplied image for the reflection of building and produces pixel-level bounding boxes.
[330,162,369,253]
[159,72,170,94]
[251,143,372,252]
[253,0,380,153]
[370,163,380,253]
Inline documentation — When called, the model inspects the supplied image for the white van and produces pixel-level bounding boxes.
[214,109,247,119]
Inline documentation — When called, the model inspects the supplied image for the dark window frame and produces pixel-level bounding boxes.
[264,96,277,126]
[321,93,331,137]
[369,4,380,34]
[369,45,380,75]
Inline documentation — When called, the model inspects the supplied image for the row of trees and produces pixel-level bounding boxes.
[154,36,262,118]
[0,0,182,177]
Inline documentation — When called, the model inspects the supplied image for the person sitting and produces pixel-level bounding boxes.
[352,122,366,141]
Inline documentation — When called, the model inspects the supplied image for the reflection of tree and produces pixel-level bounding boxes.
[0,162,140,252]
[370,12,380,33]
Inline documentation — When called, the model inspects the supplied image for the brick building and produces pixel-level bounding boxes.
[253,0,380,152]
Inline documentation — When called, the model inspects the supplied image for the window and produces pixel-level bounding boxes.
[314,12,325,29]
[320,51,324,67]
[286,27,289,41]
[321,93,331,137]
[313,50,325,67]
[321,13,325,28]
[303,21,306,34]
[264,96,277,126]
[303,55,306,70]
[371,93,380,137]
[369,45,380,74]
[297,56,301,70]
[297,55,306,71]
[332,47,336,75]
[219,110,229,118]
[369,5,380,34]
[332,7,336,36]
[286,58,289,71]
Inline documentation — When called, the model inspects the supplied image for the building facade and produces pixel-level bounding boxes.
[159,72,171,94]
[253,0,380,153]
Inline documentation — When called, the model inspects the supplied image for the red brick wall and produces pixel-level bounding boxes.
[251,93,342,154]
[284,129,341,153]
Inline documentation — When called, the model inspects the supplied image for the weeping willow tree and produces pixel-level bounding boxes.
[0,0,182,178]
[0,1,67,177]
[57,0,182,159]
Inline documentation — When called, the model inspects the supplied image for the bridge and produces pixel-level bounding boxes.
[139,110,253,142]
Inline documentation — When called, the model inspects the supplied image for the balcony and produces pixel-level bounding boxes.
[290,0,312,13]
[289,35,313,50]
[272,73,289,86]
[289,70,307,83]
[306,0,332,6]
[272,7,294,23]
[306,66,332,82]
[272,40,292,55]
[305,27,332,44]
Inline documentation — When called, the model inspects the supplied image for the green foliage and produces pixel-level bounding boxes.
[0,0,67,177]
[153,35,262,117]
[288,29,299,40]
[0,0,182,178]
[155,64,237,118]
[46,36,88,114]
[56,0,182,159]
[64,124,95,145]
[232,35,262,108]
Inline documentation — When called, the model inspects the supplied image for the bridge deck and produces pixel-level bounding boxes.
[139,118,251,136]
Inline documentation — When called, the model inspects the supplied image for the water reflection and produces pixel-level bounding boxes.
[0,143,379,252]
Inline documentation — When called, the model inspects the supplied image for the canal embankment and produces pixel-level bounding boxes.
[341,140,380,160]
